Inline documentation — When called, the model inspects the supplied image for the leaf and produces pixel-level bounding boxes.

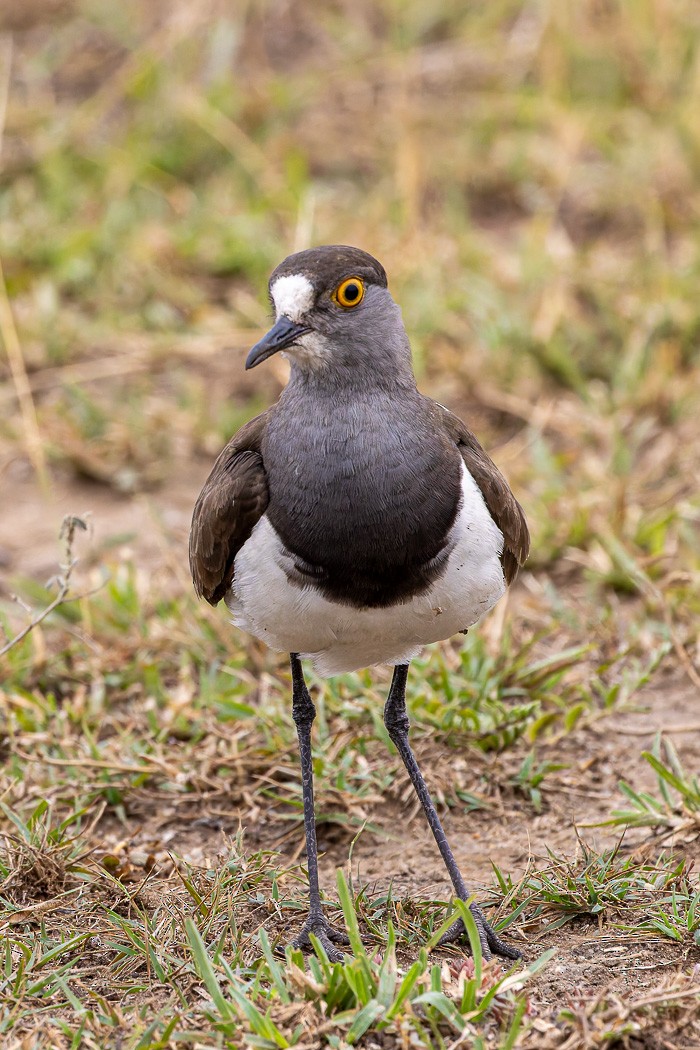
[412,991,467,1032]
[425,907,461,951]
[454,899,483,990]
[336,869,366,960]
[258,928,291,1004]
[346,999,385,1043]
[385,956,426,1020]
[185,919,235,1022]
[644,750,700,807]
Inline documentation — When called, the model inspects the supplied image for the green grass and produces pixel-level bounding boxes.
[0,804,551,1048]
[602,735,700,837]
[494,841,698,938]
[2,0,700,1045]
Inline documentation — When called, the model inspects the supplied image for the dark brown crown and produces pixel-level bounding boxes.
[269,245,388,294]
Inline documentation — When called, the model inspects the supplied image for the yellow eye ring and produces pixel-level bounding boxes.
[333,276,365,308]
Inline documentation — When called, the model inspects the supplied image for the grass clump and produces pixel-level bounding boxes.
[495,840,700,948]
[185,871,553,1048]
[0,810,550,1049]
[603,735,700,840]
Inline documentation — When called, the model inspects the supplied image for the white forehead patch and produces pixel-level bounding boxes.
[270,274,315,322]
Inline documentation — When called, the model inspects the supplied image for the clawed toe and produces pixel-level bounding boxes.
[436,903,521,962]
[291,913,350,962]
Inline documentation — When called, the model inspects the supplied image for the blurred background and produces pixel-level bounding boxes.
[1,0,699,675]
[2,7,700,1039]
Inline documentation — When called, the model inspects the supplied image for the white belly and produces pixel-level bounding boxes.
[226,463,506,676]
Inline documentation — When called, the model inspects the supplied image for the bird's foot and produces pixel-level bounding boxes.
[436,901,521,962]
[291,912,350,963]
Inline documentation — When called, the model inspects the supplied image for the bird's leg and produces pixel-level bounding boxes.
[289,653,349,962]
[383,664,520,961]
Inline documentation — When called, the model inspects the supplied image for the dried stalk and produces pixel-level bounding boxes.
[0,516,88,658]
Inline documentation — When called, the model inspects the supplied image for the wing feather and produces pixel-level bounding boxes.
[438,405,529,584]
[189,412,270,605]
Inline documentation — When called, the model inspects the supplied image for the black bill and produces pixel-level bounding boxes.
[245,316,311,370]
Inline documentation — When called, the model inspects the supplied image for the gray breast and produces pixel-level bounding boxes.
[262,389,462,608]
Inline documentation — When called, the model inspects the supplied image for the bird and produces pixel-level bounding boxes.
[189,245,529,963]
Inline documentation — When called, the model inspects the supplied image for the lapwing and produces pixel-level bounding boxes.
[189,245,529,962]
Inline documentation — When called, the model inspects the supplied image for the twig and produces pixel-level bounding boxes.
[603,723,700,737]
[0,516,88,658]
[12,751,160,775]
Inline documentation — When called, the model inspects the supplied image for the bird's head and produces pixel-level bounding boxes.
[245,245,412,382]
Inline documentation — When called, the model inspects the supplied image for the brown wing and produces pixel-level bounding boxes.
[189,412,270,605]
[438,405,529,585]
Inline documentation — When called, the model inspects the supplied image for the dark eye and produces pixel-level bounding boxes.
[333,277,365,308]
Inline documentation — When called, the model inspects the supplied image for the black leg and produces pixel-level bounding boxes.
[383,664,520,961]
[289,653,349,961]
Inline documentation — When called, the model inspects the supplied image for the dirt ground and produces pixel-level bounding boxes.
[5,463,700,1031]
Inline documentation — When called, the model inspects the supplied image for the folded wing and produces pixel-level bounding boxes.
[438,405,529,584]
[189,412,270,605]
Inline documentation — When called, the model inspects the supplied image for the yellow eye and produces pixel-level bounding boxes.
[333,276,365,308]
